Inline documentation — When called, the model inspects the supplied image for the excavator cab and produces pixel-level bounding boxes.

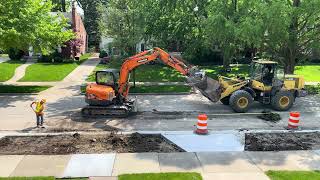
[96,69,119,88]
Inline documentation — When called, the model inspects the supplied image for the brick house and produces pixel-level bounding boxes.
[57,2,87,59]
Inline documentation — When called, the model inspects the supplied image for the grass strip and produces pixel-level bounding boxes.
[0,85,51,93]
[266,170,320,180]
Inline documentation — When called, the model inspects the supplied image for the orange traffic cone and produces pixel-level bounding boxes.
[195,114,208,135]
[287,112,300,130]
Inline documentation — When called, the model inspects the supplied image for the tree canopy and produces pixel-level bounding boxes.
[54,0,320,73]
[0,0,74,55]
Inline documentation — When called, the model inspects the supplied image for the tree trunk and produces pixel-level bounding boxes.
[61,0,66,12]
[285,54,296,74]
[284,0,300,74]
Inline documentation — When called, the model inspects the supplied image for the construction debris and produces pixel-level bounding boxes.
[245,132,320,151]
[257,110,281,122]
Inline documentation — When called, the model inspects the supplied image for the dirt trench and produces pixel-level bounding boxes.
[245,132,320,151]
[0,133,184,155]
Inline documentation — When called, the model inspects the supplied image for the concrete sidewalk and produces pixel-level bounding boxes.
[1,150,320,179]
[4,59,36,83]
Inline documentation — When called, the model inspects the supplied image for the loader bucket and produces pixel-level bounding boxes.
[187,70,222,103]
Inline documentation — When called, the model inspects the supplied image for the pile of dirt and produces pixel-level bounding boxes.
[245,132,320,151]
[257,110,281,122]
[0,133,184,155]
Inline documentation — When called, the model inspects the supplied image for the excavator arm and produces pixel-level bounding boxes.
[83,47,222,117]
[117,47,194,99]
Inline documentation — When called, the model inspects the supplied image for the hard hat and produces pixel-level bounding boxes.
[40,99,46,103]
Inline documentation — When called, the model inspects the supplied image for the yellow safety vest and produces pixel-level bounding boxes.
[35,102,44,113]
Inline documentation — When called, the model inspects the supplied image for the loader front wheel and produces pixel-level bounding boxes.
[271,91,294,111]
[220,96,230,105]
[229,90,253,113]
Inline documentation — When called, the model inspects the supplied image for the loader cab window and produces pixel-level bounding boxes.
[251,63,264,81]
[276,67,285,81]
[251,63,276,85]
[96,71,116,86]
[262,65,275,85]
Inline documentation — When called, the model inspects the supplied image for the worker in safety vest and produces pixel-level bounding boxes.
[30,99,46,128]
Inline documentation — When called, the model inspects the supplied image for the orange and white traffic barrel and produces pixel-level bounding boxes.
[195,114,208,135]
[288,112,300,129]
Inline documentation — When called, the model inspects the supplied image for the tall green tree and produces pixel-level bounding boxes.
[0,0,74,54]
[251,0,320,73]
[77,0,108,49]
[99,0,145,55]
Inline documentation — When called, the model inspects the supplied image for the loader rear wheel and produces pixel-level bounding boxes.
[229,90,253,113]
[220,96,230,105]
[271,91,294,111]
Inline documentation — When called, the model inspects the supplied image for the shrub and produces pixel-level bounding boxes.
[99,50,108,58]
[38,54,53,62]
[305,84,320,95]
[8,48,24,60]
[52,50,63,63]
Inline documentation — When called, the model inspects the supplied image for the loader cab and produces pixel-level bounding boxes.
[250,60,283,86]
[96,69,119,88]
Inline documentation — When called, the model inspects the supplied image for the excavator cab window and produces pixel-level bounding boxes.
[96,70,119,87]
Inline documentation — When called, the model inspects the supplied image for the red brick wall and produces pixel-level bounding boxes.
[72,7,87,57]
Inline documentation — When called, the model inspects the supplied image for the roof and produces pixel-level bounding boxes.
[253,60,278,64]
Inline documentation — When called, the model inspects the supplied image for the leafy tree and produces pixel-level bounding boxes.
[0,0,74,55]
[77,0,107,49]
[244,0,320,73]
[98,0,145,55]
[52,0,71,12]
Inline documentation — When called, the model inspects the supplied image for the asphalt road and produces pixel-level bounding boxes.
[34,93,320,132]
[1,92,319,132]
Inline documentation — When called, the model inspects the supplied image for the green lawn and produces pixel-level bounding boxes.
[19,54,92,82]
[266,170,320,180]
[118,172,202,180]
[203,64,249,79]
[134,64,186,82]
[295,65,320,82]
[0,85,51,93]
[0,60,24,82]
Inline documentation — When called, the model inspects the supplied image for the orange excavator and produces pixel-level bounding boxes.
[81,47,214,117]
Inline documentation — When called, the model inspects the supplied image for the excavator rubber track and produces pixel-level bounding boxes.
[81,100,137,118]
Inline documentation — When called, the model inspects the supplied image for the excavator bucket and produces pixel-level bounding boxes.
[187,69,222,103]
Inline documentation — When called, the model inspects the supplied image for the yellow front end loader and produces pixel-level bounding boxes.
[191,60,307,113]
